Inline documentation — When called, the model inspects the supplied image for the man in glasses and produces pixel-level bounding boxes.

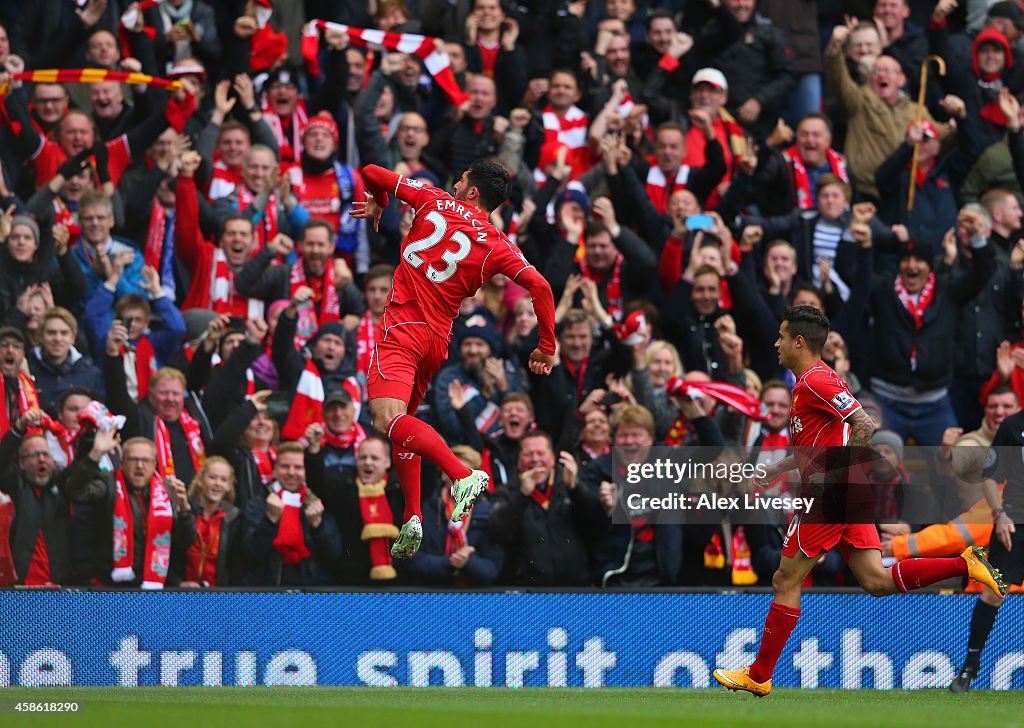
[63,427,195,589]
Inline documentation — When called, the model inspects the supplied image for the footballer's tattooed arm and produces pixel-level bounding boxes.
[846,408,876,448]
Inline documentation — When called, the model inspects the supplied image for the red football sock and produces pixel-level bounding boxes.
[392,443,422,522]
[387,414,472,483]
[892,557,967,592]
[748,601,801,684]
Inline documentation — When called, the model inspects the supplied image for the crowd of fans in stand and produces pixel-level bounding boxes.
[0,0,1022,590]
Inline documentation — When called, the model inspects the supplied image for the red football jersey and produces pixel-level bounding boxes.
[789,361,861,449]
[363,166,534,338]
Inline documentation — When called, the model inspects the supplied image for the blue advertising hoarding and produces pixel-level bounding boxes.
[0,592,1021,689]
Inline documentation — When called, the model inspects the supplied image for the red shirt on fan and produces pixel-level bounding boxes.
[361,165,555,354]
[790,361,861,450]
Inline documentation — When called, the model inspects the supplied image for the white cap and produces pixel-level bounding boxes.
[691,68,728,92]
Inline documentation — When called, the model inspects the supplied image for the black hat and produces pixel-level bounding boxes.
[0,326,26,346]
[266,67,299,87]
[898,239,936,266]
[323,389,353,408]
[989,1,1024,30]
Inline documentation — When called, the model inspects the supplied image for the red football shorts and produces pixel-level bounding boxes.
[366,319,449,411]
[782,517,881,560]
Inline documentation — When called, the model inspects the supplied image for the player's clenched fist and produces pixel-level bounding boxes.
[528,348,556,375]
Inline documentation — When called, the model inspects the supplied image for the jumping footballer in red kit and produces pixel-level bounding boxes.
[713,305,1007,697]
[352,160,557,559]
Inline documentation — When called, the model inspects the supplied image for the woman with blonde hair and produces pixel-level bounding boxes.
[629,338,685,441]
[177,456,244,587]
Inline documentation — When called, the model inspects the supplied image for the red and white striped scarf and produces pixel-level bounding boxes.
[252,447,275,485]
[42,414,75,466]
[210,248,266,319]
[303,21,469,106]
[236,185,277,252]
[154,410,204,478]
[144,201,169,271]
[207,159,241,201]
[356,311,378,374]
[290,259,340,348]
[645,164,690,216]
[111,469,173,589]
[52,196,80,244]
[783,145,848,210]
[271,481,311,565]
[282,358,324,441]
[262,99,309,165]
[542,104,590,176]
[895,271,936,372]
[323,421,366,450]
[122,336,157,401]
[579,252,624,322]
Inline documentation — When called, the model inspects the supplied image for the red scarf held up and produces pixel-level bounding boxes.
[111,470,173,589]
[579,253,624,323]
[356,311,378,374]
[271,482,311,565]
[52,196,81,244]
[144,201,168,271]
[0,370,40,439]
[894,271,936,371]
[290,259,340,348]
[357,478,399,580]
[122,336,156,401]
[782,145,848,209]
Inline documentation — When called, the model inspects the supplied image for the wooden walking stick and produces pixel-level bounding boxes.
[907,55,946,212]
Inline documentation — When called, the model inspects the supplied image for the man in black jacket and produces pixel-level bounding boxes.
[0,411,73,586]
[489,430,601,585]
[869,211,997,445]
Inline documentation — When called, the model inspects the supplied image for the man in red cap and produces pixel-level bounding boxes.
[288,111,368,272]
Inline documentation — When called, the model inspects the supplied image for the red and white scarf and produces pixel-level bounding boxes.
[251,447,276,485]
[262,99,309,165]
[783,145,849,210]
[542,104,590,177]
[154,410,204,478]
[356,311,378,374]
[271,481,311,565]
[303,21,469,105]
[895,271,936,372]
[645,164,690,216]
[236,185,277,252]
[580,253,624,322]
[290,259,340,348]
[208,159,242,201]
[323,421,367,451]
[122,335,157,402]
[0,370,40,439]
[52,196,81,244]
[41,414,75,467]
[442,486,470,556]
[210,248,266,319]
[111,469,173,589]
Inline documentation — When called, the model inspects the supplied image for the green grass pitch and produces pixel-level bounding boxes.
[2,687,1022,727]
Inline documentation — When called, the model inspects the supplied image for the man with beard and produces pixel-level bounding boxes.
[236,219,366,348]
[434,313,526,445]
[451,392,535,492]
[242,440,342,586]
[0,411,73,586]
[64,428,195,589]
[104,321,212,485]
[288,112,368,273]
[489,430,598,584]
[175,151,264,318]
[868,215,996,445]
[211,144,311,251]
